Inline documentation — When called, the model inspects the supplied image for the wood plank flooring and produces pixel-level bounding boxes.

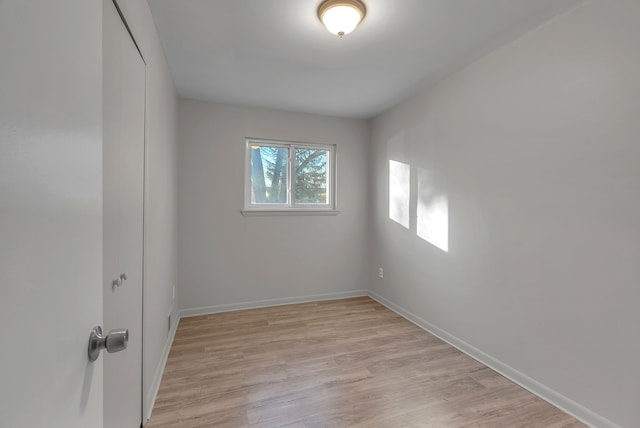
[146,297,585,428]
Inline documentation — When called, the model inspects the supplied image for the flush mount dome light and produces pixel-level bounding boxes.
[318,0,366,38]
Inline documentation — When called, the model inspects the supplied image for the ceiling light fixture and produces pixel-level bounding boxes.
[318,0,366,38]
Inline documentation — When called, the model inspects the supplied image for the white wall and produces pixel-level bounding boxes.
[177,100,370,312]
[370,1,640,427]
[110,0,179,419]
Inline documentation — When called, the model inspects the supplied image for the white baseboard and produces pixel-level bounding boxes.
[143,312,180,425]
[366,290,621,428]
[178,289,369,318]
[143,290,367,424]
[143,289,619,428]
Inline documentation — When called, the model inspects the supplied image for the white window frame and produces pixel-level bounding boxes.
[242,138,338,216]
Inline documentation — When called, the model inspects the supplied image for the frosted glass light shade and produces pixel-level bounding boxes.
[318,0,366,37]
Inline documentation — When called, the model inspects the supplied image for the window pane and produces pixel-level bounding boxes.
[294,148,328,204]
[251,146,288,204]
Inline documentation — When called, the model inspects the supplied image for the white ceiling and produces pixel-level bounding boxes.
[148,0,583,119]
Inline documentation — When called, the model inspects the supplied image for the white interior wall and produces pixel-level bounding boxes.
[109,0,179,419]
[369,1,640,427]
[177,100,370,313]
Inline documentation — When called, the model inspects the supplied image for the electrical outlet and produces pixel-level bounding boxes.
[378,268,384,278]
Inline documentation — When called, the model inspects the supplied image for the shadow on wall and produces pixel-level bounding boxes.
[389,160,448,252]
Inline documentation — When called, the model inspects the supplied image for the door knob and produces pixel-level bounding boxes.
[88,326,129,362]
[120,272,128,281]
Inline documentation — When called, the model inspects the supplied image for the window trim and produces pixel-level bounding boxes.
[243,138,337,214]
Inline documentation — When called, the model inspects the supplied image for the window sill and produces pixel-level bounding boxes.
[241,209,340,217]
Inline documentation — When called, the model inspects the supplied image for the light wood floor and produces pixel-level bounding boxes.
[146,297,585,428]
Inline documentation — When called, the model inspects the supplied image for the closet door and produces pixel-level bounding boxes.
[103,0,145,426]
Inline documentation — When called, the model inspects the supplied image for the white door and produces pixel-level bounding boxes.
[103,1,146,427]
[0,1,104,427]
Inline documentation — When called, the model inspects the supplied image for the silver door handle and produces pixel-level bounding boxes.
[88,326,129,362]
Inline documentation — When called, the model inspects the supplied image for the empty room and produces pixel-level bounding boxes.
[1,0,638,427]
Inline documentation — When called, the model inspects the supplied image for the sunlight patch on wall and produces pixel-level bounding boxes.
[389,160,410,229]
[417,168,448,252]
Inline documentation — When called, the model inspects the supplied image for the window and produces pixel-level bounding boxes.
[243,138,337,214]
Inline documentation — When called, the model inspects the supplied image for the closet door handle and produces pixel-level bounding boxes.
[120,272,128,281]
